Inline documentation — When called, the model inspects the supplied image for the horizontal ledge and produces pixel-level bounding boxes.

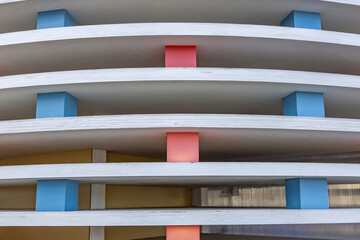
[2,23,358,47]
[2,114,360,159]
[0,208,360,226]
[2,0,359,6]
[322,0,360,6]
[2,68,360,120]
[3,114,360,135]
[0,23,359,76]
[1,68,360,90]
[0,0,359,37]
[1,162,360,186]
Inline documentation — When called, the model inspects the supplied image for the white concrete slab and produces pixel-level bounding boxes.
[0,0,359,34]
[1,114,360,160]
[1,68,360,120]
[0,23,359,76]
[0,162,360,186]
[0,208,359,226]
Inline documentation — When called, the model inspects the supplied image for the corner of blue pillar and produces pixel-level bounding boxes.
[285,178,329,209]
[36,92,77,118]
[282,91,325,117]
[37,9,78,29]
[281,11,322,30]
[36,180,79,211]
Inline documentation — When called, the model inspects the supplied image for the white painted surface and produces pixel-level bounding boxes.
[91,151,107,209]
[1,114,360,159]
[91,184,106,209]
[0,24,359,76]
[89,227,105,240]
[0,0,359,35]
[0,0,23,4]
[1,23,359,47]
[2,0,357,5]
[2,68,360,120]
[2,68,360,90]
[90,149,106,240]
[1,162,360,186]
[0,208,360,226]
[321,0,360,5]
[92,149,107,164]
[3,114,360,134]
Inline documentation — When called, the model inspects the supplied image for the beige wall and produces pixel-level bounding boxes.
[106,185,192,209]
[106,226,165,240]
[0,149,93,210]
[107,152,165,163]
[0,227,89,240]
[0,184,91,210]
[0,151,188,239]
[0,149,92,165]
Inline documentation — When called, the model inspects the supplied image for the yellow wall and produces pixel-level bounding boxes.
[0,149,92,166]
[0,184,91,210]
[106,185,192,209]
[106,226,165,240]
[0,227,89,240]
[0,151,186,239]
[0,149,92,210]
[107,152,165,163]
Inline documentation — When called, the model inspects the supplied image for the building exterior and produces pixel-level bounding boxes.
[0,0,359,239]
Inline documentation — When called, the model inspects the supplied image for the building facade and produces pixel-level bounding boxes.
[0,0,359,239]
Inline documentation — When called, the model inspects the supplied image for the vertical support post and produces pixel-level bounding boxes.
[281,10,321,30]
[166,133,200,238]
[167,133,199,162]
[37,9,78,29]
[166,225,200,240]
[36,180,79,211]
[36,92,77,118]
[285,178,329,209]
[282,91,325,117]
[165,46,197,67]
[89,149,107,240]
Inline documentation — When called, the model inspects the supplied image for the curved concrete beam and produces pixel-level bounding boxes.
[1,68,360,90]
[1,23,358,47]
[1,114,360,159]
[1,162,360,186]
[0,208,360,226]
[0,0,359,35]
[2,68,360,120]
[0,23,359,76]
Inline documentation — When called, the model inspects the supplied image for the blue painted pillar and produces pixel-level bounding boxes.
[285,178,329,209]
[36,180,79,211]
[281,11,321,30]
[37,9,78,29]
[282,91,325,117]
[36,92,77,118]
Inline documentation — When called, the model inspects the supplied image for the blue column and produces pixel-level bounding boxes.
[36,180,79,211]
[285,178,329,209]
[281,11,321,30]
[282,91,325,117]
[36,92,77,118]
[37,9,78,29]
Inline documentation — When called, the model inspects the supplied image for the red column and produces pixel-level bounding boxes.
[167,132,199,162]
[166,225,200,240]
[165,46,197,67]
[166,133,200,238]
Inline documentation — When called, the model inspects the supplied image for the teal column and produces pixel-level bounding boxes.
[36,180,79,211]
[36,92,77,118]
[282,91,325,117]
[37,9,78,29]
[281,10,321,30]
[285,178,329,209]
